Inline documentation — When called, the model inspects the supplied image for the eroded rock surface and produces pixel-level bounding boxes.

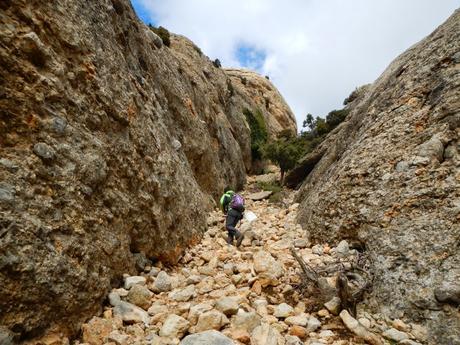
[0,0,294,339]
[295,10,460,344]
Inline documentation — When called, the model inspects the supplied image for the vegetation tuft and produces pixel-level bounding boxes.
[243,108,268,161]
[262,107,350,184]
[148,24,171,47]
[257,181,283,203]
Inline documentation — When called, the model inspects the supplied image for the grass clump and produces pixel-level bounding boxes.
[257,181,283,203]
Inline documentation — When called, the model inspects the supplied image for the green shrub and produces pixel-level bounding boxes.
[326,109,350,129]
[149,25,171,47]
[262,137,303,183]
[243,108,268,160]
[343,87,359,105]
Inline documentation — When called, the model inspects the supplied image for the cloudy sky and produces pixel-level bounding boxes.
[131,0,458,128]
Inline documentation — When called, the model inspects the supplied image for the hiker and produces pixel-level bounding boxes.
[219,187,235,214]
[225,194,245,247]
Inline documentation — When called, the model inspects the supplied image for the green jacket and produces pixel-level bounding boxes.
[219,190,235,214]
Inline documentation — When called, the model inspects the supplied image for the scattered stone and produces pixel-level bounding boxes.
[124,276,146,290]
[188,303,214,325]
[392,319,410,332]
[159,314,190,338]
[319,330,334,338]
[180,330,234,345]
[317,309,329,317]
[0,158,19,173]
[193,310,229,333]
[52,117,68,135]
[324,297,341,315]
[382,328,409,342]
[127,284,153,310]
[306,316,321,332]
[148,267,161,277]
[231,329,251,344]
[395,160,409,172]
[358,317,371,329]
[153,271,173,292]
[410,324,428,342]
[0,183,15,203]
[340,310,382,345]
[273,303,294,318]
[285,335,303,345]
[33,142,56,162]
[198,266,216,276]
[247,191,273,201]
[81,317,112,345]
[107,330,129,345]
[133,252,151,271]
[335,240,349,257]
[293,239,308,248]
[109,292,150,325]
[232,309,261,332]
[169,285,195,302]
[400,340,423,345]
[251,323,280,345]
[289,325,307,339]
[215,296,240,316]
[311,244,324,255]
[284,314,309,327]
[253,251,284,286]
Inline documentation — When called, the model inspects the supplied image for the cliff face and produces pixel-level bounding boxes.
[225,68,297,138]
[295,10,460,344]
[0,0,295,339]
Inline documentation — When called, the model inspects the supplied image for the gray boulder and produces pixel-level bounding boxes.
[153,271,172,292]
[180,330,234,345]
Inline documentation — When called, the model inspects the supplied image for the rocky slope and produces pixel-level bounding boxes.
[0,0,295,340]
[72,177,428,345]
[294,10,460,344]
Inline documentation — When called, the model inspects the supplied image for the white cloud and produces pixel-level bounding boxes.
[136,0,458,127]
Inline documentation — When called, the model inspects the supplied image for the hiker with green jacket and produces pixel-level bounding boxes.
[225,193,245,247]
[219,187,235,214]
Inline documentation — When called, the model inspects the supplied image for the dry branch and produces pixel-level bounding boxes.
[290,246,374,317]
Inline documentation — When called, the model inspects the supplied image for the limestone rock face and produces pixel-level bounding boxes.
[0,0,294,339]
[225,69,297,138]
[295,10,460,344]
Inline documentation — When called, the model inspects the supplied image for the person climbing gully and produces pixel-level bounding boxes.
[219,187,235,214]
[225,194,245,247]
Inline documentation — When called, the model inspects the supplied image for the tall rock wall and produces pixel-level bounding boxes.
[225,68,297,138]
[295,10,460,344]
[0,0,295,340]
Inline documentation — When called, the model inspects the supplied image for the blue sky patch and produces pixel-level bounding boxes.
[235,44,266,72]
[131,0,157,26]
